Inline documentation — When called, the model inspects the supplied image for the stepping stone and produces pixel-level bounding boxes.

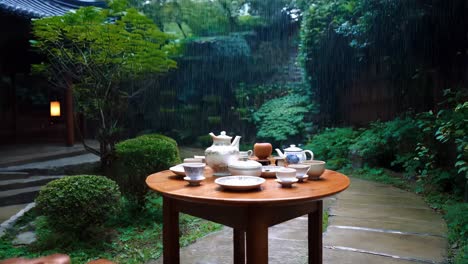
[0,175,64,191]
[0,186,42,206]
[1,154,99,175]
[12,231,36,245]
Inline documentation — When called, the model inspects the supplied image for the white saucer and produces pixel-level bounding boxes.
[275,178,298,188]
[184,176,205,186]
[215,176,265,191]
[170,164,185,176]
[296,174,308,182]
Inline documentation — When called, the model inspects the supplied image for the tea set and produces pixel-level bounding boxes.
[171,131,326,189]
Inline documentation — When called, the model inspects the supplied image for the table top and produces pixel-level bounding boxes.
[146,168,350,206]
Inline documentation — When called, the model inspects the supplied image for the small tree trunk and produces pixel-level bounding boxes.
[65,79,75,146]
[177,22,187,38]
[464,178,468,202]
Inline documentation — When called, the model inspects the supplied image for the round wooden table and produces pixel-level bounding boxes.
[146,168,349,264]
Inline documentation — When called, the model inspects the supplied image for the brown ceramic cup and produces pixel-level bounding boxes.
[254,143,272,160]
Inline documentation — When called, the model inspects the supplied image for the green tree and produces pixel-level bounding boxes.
[31,0,178,165]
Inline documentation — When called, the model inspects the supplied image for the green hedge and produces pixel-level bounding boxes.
[35,175,121,235]
[114,134,181,203]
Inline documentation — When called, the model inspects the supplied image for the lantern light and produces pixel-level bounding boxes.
[50,101,61,117]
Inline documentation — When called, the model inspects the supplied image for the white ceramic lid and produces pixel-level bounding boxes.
[229,160,262,170]
[284,144,303,152]
[210,131,232,140]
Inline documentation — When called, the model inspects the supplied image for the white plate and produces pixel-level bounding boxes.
[169,164,185,176]
[215,176,265,191]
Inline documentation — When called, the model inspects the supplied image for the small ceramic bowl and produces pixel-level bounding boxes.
[228,160,262,177]
[182,163,206,180]
[302,160,326,180]
[276,167,297,182]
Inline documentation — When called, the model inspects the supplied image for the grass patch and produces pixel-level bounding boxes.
[323,210,329,232]
[0,195,221,264]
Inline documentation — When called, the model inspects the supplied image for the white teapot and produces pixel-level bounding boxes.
[275,145,314,164]
[205,131,241,176]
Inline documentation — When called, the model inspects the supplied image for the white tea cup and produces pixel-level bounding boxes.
[182,163,206,180]
[276,167,297,182]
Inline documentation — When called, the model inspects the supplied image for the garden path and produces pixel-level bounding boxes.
[149,177,448,264]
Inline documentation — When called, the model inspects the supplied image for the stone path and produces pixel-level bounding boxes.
[149,177,447,264]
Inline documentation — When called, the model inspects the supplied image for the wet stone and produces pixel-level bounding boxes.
[12,231,36,245]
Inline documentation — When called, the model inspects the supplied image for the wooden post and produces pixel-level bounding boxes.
[10,75,17,137]
[308,200,323,264]
[65,83,74,146]
[163,197,180,264]
[233,229,245,264]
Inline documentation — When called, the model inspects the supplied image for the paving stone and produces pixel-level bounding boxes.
[0,203,30,223]
[323,248,422,264]
[329,216,447,236]
[333,193,429,209]
[329,204,444,224]
[323,226,447,263]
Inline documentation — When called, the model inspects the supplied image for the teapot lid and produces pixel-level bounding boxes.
[229,160,262,170]
[210,131,232,140]
[284,144,303,152]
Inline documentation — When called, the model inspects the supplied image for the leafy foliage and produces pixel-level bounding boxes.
[350,117,422,166]
[134,0,303,37]
[31,1,178,163]
[307,89,467,199]
[300,0,468,124]
[304,127,360,170]
[445,203,468,248]
[234,82,316,144]
[253,94,311,143]
[114,134,181,203]
[35,175,121,236]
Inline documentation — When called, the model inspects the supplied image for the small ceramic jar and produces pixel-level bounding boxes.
[254,143,273,160]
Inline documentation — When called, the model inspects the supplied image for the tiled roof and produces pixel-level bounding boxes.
[0,0,106,18]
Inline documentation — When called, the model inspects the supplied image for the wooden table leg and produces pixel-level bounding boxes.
[233,229,245,264]
[246,222,268,264]
[163,197,180,264]
[308,200,323,264]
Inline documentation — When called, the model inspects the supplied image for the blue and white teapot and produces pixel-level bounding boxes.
[275,145,314,164]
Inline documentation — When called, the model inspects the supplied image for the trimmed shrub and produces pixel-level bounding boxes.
[35,175,120,234]
[114,134,181,203]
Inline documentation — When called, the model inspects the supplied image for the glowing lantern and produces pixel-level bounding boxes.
[50,101,61,117]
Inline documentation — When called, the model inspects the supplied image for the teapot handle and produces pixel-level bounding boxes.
[304,150,314,160]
